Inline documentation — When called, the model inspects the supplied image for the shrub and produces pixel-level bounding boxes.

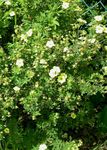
[0,0,107,149]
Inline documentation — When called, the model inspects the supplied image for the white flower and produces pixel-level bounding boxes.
[40,59,47,65]
[46,40,55,48]
[88,38,96,44]
[62,2,69,9]
[49,66,60,78]
[20,34,28,42]
[5,0,11,5]
[63,47,69,52]
[94,15,103,21]
[10,11,15,17]
[58,73,67,84]
[95,25,104,33]
[16,59,24,67]
[39,144,47,150]
[13,86,20,92]
[26,29,33,37]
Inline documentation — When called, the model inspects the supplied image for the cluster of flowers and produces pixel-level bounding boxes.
[4,0,16,16]
[96,25,107,34]
[94,15,107,33]
[20,29,33,42]
[5,0,70,17]
[46,39,67,84]
[49,66,67,84]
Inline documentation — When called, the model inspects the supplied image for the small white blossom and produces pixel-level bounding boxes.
[58,73,67,84]
[35,82,39,88]
[40,59,47,65]
[5,0,11,5]
[39,144,47,150]
[95,25,104,33]
[46,39,55,48]
[49,66,60,78]
[62,2,69,9]
[20,34,28,42]
[94,15,103,21]
[13,86,20,92]
[10,11,15,17]
[88,38,96,44]
[16,59,24,67]
[63,47,69,52]
[26,29,33,37]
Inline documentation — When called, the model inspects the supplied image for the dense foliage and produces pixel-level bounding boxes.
[0,0,107,149]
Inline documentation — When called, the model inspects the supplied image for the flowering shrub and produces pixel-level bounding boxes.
[0,0,107,149]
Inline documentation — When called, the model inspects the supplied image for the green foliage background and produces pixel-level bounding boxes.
[0,0,107,149]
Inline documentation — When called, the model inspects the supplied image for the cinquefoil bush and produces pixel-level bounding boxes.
[0,0,107,149]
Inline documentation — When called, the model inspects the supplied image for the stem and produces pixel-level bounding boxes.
[0,142,3,150]
[15,13,17,26]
